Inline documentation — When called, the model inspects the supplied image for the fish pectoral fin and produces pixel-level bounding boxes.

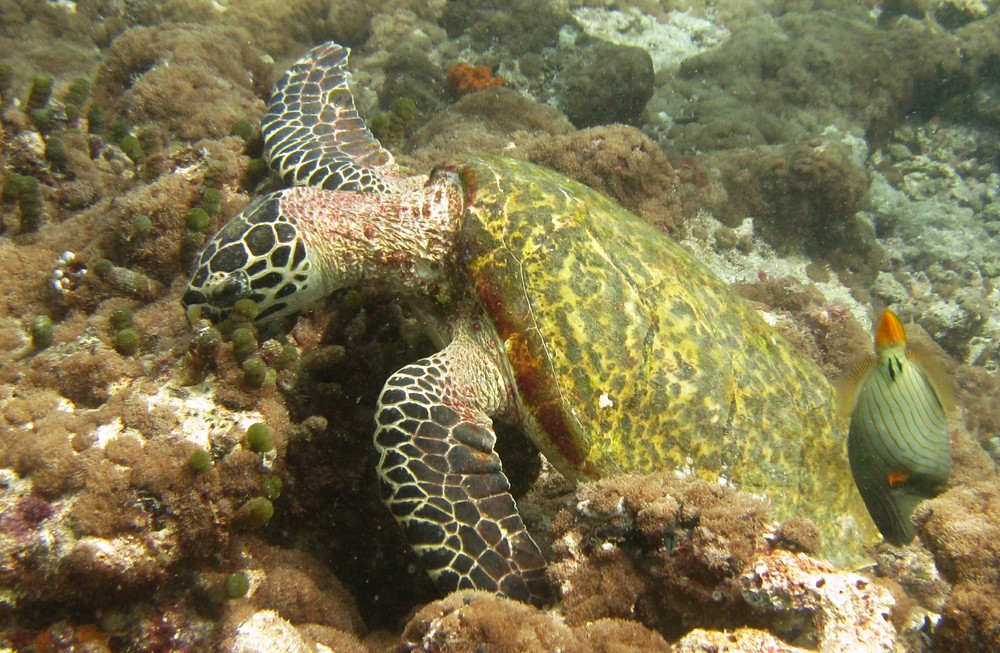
[835,353,875,420]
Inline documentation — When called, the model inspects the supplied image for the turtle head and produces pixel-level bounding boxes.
[182,193,323,325]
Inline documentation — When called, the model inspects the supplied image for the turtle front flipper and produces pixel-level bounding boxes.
[263,42,397,192]
[374,327,550,606]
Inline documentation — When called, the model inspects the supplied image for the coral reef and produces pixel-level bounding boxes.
[441,0,571,55]
[697,140,882,286]
[0,0,997,650]
[401,590,669,652]
[91,24,270,142]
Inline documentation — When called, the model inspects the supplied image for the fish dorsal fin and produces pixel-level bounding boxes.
[836,353,876,420]
[906,345,955,414]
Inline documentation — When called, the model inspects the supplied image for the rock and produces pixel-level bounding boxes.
[740,550,896,652]
[230,610,314,653]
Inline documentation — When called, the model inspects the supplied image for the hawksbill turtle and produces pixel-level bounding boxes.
[182,42,879,606]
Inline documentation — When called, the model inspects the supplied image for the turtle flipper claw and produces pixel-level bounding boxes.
[374,342,550,607]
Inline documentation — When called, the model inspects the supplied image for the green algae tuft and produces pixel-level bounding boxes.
[31,315,55,349]
[188,449,213,474]
[241,356,268,388]
[230,119,255,141]
[244,158,270,188]
[224,571,250,598]
[230,327,257,361]
[133,214,153,236]
[87,104,107,134]
[245,422,274,453]
[234,497,274,530]
[233,298,259,322]
[91,258,114,278]
[263,475,283,500]
[26,73,54,111]
[185,207,211,232]
[114,328,140,356]
[44,136,66,165]
[201,187,222,215]
[9,173,44,233]
[109,307,135,331]
[119,134,143,163]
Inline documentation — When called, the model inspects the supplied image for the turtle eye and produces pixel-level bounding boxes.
[212,270,253,306]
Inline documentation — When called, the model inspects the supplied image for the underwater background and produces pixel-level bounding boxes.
[0,0,998,651]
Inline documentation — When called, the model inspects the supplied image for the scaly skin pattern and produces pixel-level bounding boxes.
[457,155,880,566]
[262,41,398,192]
[374,320,550,606]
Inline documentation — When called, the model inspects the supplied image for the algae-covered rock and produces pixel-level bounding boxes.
[913,482,1000,650]
[441,0,571,55]
[92,24,270,142]
[557,38,655,129]
[549,474,895,649]
[401,590,669,652]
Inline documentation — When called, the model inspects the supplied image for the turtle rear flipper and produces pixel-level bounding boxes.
[374,327,550,606]
[263,42,397,192]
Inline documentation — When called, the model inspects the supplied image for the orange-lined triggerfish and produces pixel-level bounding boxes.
[838,309,952,544]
